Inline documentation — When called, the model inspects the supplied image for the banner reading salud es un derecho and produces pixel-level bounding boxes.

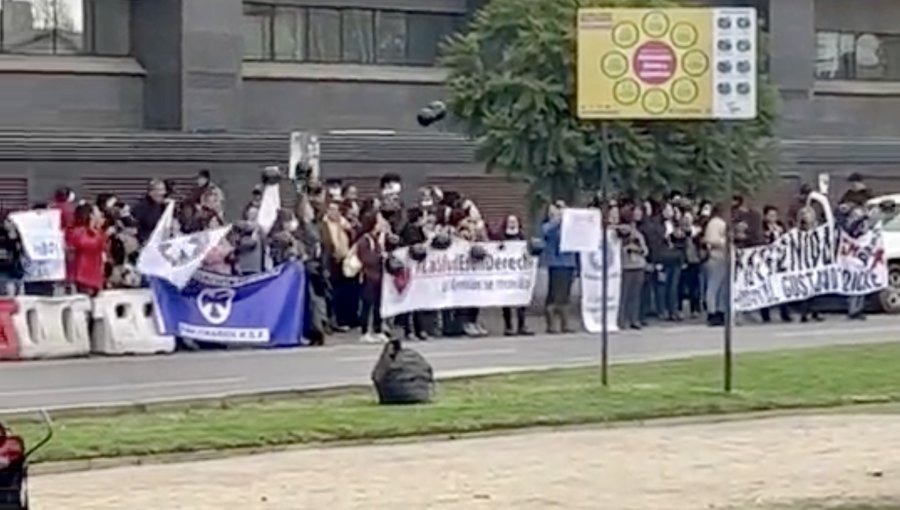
[733,223,888,312]
[150,263,306,347]
[380,240,537,318]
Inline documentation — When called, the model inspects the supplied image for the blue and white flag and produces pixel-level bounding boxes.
[150,263,306,347]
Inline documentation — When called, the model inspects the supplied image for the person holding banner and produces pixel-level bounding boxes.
[795,205,825,323]
[759,206,793,323]
[499,215,533,336]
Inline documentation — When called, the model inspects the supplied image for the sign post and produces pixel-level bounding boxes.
[576,7,758,391]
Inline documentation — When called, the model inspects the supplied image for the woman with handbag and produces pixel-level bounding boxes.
[322,201,357,331]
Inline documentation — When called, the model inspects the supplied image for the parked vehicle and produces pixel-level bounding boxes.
[868,194,900,313]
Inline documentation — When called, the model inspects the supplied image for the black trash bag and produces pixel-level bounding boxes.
[371,339,434,405]
[431,231,452,250]
[469,243,488,262]
[384,254,406,276]
[527,237,546,257]
[409,243,428,262]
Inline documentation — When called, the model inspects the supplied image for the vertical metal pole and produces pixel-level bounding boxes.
[600,123,611,387]
[723,123,734,393]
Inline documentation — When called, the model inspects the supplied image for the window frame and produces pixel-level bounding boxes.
[815,29,900,82]
[0,0,102,56]
[241,2,464,67]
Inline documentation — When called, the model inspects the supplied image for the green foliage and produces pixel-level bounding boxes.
[441,0,780,206]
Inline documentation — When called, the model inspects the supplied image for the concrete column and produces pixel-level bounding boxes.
[180,0,243,131]
[769,0,816,93]
[767,0,816,136]
[131,0,243,131]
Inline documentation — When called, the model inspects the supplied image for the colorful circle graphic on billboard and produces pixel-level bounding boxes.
[601,51,629,78]
[633,41,677,85]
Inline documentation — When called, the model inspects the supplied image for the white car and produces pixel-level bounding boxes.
[868,194,900,313]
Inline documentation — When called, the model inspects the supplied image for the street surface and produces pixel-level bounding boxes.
[0,315,897,413]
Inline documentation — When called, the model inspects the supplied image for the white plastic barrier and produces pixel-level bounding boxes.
[14,295,92,359]
[91,289,175,355]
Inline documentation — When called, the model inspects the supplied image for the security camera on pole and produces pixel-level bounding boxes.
[576,7,758,391]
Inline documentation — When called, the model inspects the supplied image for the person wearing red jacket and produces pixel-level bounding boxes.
[66,203,108,296]
[50,186,76,230]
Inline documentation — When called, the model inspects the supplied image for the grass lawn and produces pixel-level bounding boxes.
[6,342,900,464]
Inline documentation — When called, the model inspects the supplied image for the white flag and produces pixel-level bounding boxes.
[138,226,231,289]
[256,183,281,235]
[137,203,232,289]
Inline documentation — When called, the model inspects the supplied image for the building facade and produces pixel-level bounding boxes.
[0,0,896,211]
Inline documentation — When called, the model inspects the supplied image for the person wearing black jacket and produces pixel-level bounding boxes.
[0,214,22,295]
[658,203,687,321]
[398,207,430,340]
[499,215,533,336]
[759,206,792,323]
[132,179,167,244]
[639,203,665,322]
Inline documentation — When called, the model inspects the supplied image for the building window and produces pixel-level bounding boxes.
[816,30,900,81]
[274,6,305,61]
[242,2,463,66]
[376,10,406,65]
[0,0,128,56]
[341,9,373,63]
[308,8,339,62]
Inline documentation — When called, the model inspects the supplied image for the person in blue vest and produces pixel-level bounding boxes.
[541,201,578,334]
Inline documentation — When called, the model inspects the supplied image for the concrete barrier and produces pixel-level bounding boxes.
[14,295,91,359]
[91,289,175,355]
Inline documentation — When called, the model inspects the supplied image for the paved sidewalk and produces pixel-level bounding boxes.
[32,414,900,510]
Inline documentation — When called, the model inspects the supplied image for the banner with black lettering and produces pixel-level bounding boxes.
[733,224,888,312]
[380,240,538,318]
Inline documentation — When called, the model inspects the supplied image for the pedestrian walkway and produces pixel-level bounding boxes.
[31,414,900,510]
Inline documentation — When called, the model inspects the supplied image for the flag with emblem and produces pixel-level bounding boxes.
[137,202,232,289]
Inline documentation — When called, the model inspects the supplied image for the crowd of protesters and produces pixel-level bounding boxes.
[0,167,885,347]
[586,172,878,331]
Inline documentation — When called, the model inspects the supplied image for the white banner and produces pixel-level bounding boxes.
[561,208,601,252]
[380,240,538,318]
[9,209,65,281]
[733,224,888,312]
[580,230,621,333]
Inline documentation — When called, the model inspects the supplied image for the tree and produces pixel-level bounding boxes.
[441,0,779,208]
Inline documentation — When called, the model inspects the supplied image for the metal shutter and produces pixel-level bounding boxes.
[425,175,529,233]
[81,177,197,206]
[0,178,29,212]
